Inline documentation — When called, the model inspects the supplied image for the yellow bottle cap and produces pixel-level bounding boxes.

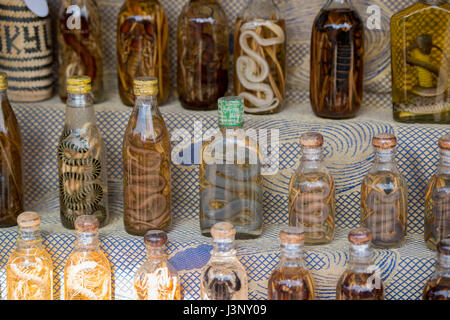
[67,76,92,94]
[134,77,158,96]
[0,72,7,91]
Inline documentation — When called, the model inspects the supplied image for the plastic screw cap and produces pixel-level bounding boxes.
[17,211,41,229]
[75,215,99,232]
[300,132,323,148]
[144,230,168,248]
[438,135,450,150]
[348,227,372,245]
[372,133,397,149]
[279,226,305,244]
[211,222,236,240]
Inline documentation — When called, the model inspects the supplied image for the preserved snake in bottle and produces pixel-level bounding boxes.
[0,72,23,228]
[58,76,109,229]
[177,0,229,110]
[361,134,408,249]
[58,0,104,103]
[117,0,169,106]
[423,237,450,300]
[289,132,335,244]
[6,212,53,300]
[233,0,286,114]
[310,0,364,119]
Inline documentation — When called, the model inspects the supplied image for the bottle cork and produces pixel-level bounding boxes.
[17,211,41,229]
[300,132,323,148]
[372,133,397,149]
[348,228,372,245]
[211,222,236,241]
[438,135,450,150]
[144,230,168,248]
[279,226,305,244]
[74,215,99,233]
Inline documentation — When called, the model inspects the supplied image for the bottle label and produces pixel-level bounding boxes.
[218,97,244,127]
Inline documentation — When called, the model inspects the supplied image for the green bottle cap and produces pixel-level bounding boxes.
[218,96,244,127]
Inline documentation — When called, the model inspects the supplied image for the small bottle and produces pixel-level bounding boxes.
[123,77,171,236]
[424,135,450,250]
[336,228,384,300]
[200,222,248,300]
[134,230,181,300]
[268,226,315,300]
[289,132,335,244]
[361,134,408,248]
[0,72,23,228]
[199,97,263,239]
[423,237,450,300]
[64,215,111,300]
[58,76,109,229]
[6,212,53,300]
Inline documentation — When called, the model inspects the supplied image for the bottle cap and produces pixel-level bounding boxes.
[438,135,450,150]
[300,132,323,148]
[144,230,168,248]
[17,211,41,229]
[0,72,7,91]
[437,237,450,256]
[218,97,244,127]
[75,215,99,233]
[372,133,397,149]
[348,228,372,245]
[67,76,92,94]
[211,222,236,241]
[279,226,305,244]
[134,77,158,96]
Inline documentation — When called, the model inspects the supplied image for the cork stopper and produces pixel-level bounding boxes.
[144,230,168,248]
[211,222,236,241]
[74,215,99,233]
[0,72,7,90]
[348,228,372,245]
[17,211,41,229]
[67,76,92,94]
[438,135,450,150]
[280,226,305,244]
[300,132,323,148]
[134,77,159,96]
[372,133,397,149]
[437,237,450,256]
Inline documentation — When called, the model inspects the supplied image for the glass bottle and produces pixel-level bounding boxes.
[361,134,408,248]
[390,0,449,124]
[6,211,53,300]
[310,0,364,119]
[0,72,23,228]
[58,0,104,103]
[425,135,450,250]
[123,77,171,236]
[134,230,181,300]
[177,0,229,110]
[233,0,286,114]
[199,97,263,239]
[268,226,315,300]
[288,132,335,244]
[336,228,384,300]
[64,215,111,300]
[200,222,248,300]
[117,0,169,106]
[58,76,109,230]
[423,237,450,300]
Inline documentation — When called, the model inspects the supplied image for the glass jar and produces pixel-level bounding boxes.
[423,237,450,300]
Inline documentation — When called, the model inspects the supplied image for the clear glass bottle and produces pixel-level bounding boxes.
[423,237,450,300]
[6,212,53,300]
[177,0,229,110]
[289,132,335,244]
[390,0,449,124]
[123,77,171,236]
[0,72,23,228]
[268,226,315,300]
[310,0,364,119]
[134,230,181,300]
[200,222,248,300]
[199,97,263,239]
[58,0,104,103]
[117,0,169,106]
[336,228,384,300]
[64,215,111,300]
[58,76,109,229]
[233,0,286,114]
[425,135,450,250]
[361,134,408,248]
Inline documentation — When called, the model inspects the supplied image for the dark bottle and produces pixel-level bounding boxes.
[310,0,364,119]
[423,237,450,300]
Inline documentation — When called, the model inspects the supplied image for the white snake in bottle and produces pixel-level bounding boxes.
[236,20,285,114]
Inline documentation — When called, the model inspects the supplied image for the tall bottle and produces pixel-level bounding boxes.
[200,222,248,300]
[233,0,286,114]
[390,0,449,124]
[117,0,169,106]
[289,132,335,244]
[361,134,408,248]
[0,72,23,228]
[199,97,263,239]
[58,0,104,103]
[268,227,315,300]
[423,237,450,300]
[177,0,229,110]
[134,230,181,300]
[58,76,109,229]
[6,212,53,300]
[64,215,111,300]
[310,0,364,119]
[425,135,450,250]
[336,228,384,300]
[123,77,171,236]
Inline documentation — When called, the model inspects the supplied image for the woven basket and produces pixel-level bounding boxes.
[0,0,54,102]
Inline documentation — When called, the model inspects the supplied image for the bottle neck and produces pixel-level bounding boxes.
[17,228,42,250]
[146,247,167,261]
[211,240,237,259]
[438,149,450,174]
[75,231,100,251]
[422,0,445,5]
[279,243,304,268]
[436,254,450,277]
[324,0,352,9]
[348,243,374,272]
[0,89,6,101]
[372,148,398,172]
[65,92,96,129]
[301,147,322,163]
[218,124,244,135]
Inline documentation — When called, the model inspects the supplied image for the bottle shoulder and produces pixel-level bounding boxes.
[392,1,449,22]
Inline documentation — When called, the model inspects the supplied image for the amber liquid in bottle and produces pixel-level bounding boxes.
[423,238,450,300]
